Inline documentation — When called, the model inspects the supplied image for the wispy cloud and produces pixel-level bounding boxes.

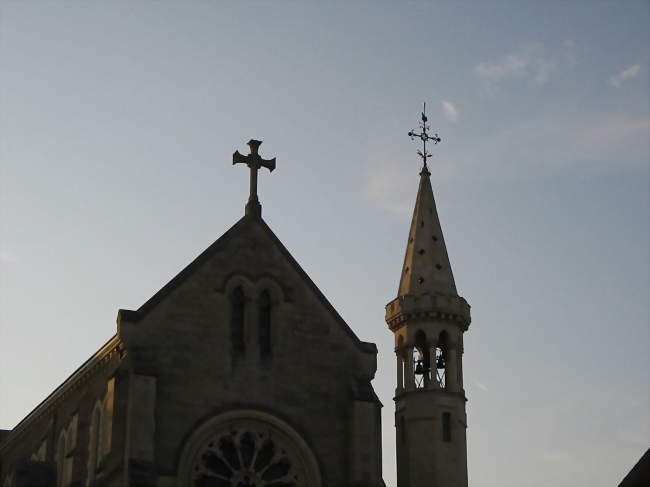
[0,250,18,265]
[475,42,576,85]
[441,100,459,123]
[362,154,413,216]
[608,64,641,87]
[362,147,457,216]
[441,115,649,184]
[474,378,488,391]
[364,113,648,216]
[475,53,529,80]
[574,118,649,157]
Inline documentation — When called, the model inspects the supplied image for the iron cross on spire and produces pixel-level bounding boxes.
[408,102,441,174]
[233,139,276,218]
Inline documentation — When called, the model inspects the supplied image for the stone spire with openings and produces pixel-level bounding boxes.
[387,103,471,487]
[398,165,457,298]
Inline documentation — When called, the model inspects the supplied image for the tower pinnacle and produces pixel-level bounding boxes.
[400,108,456,297]
[386,105,471,487]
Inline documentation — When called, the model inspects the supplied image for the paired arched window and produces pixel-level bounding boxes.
[230,287,273,358]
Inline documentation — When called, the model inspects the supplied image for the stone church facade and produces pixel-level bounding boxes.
[1,131,471,487]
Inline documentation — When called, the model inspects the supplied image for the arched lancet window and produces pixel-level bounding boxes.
[258,290,271,357]
[31,438,47,462]
[413,330,430,389]
[87,402,103,484]
[56,430,67,487]
[56,415,77,487]
[2,472,14,487]
[231,287,245,354]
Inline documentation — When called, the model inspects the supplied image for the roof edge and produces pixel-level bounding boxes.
[257,218,376,354]
[121,215,251,323]
[118,214,378,355]
[0,334,122,450]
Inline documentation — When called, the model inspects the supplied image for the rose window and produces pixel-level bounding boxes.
[191,427,304,487]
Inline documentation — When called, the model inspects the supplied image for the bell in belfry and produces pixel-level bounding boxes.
[437,356,446,370]
[414,360,425,375]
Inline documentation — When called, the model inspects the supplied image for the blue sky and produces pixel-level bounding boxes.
[1,2,648,486]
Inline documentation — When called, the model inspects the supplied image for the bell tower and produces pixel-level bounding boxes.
[386,105,471,487]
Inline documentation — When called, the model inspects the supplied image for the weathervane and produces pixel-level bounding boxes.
[408,102,441,173]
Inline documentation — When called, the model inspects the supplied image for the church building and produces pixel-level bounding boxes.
[1,110,472,487]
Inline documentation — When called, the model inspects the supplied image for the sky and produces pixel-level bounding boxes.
[0,1,648,486]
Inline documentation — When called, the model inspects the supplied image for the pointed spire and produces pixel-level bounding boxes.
[398,167,457,297]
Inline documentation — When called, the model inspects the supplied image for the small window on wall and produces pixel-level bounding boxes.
[442,412,451,442]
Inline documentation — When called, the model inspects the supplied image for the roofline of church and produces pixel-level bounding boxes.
[0,334,123,451]
[117,214,377,355]
[1,214,378,449]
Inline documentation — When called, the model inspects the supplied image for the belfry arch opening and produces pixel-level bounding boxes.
[413,330,430,389]
[435,330,450,389]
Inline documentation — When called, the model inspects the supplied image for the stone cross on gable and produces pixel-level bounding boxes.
[233,139,276,218]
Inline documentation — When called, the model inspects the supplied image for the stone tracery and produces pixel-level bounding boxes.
[179,411,320,487]
[193,429,298,487]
